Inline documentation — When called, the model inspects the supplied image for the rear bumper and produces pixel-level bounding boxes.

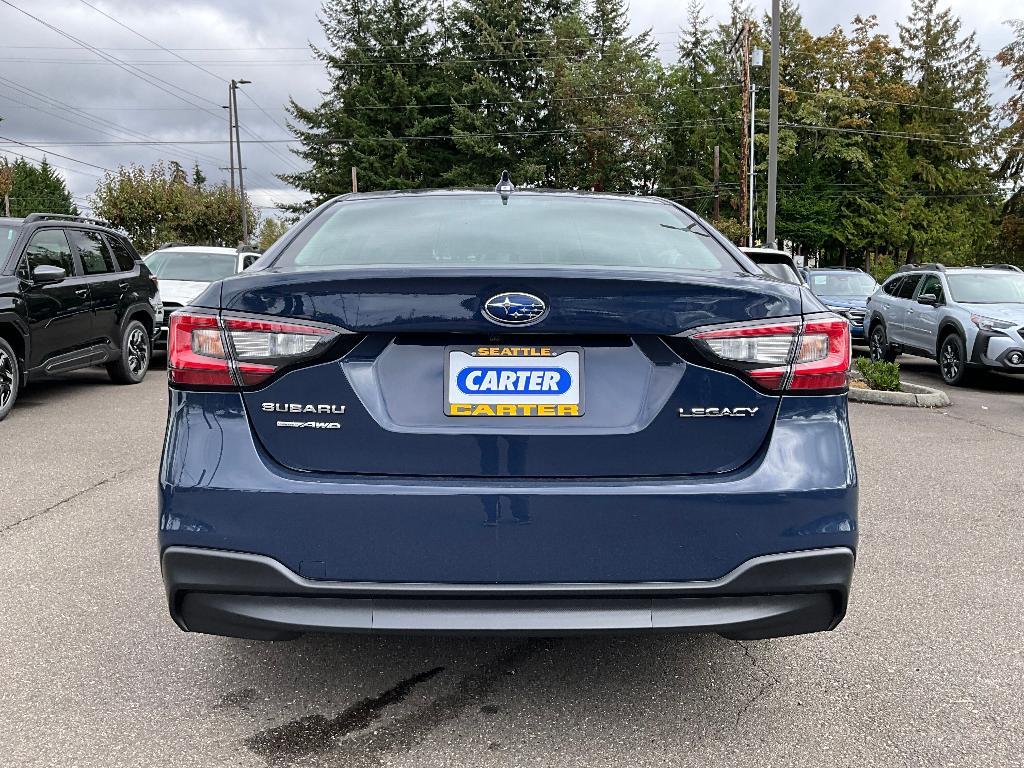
[163,545,855,640]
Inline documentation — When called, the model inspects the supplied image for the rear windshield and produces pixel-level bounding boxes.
[947,272,1024,304]
[0,224,18,264]
[144,250,237,281]
[278,195,739,274]
[758,262,802,284]
[808,272,878,297]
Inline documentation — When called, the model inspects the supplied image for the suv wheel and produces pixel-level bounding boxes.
[869,324,897,363]
[107,319,151,384]
[939,333,971,386]
[0,337,19,421]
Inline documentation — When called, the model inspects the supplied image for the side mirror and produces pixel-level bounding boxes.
[32,264,67,284]
[917,293,939,306]
[243,254,259,269]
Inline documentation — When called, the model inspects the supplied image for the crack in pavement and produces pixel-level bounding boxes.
[732,641,781,727]
[934,410,1024,440]
[0,464,146,537]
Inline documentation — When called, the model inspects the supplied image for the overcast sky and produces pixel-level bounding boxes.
[0,0,1020,221]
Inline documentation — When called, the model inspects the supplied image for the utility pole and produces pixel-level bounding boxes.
[351,166,358,193]
[749,82,755,245]
[748,48,762,247]
[713,146,720,222]
[739,19,750,239]
[223,102,234,192]
[766,0,781,247]
[230,78,251,244]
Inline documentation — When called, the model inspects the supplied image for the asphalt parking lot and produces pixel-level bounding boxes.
[1,356,1022,768]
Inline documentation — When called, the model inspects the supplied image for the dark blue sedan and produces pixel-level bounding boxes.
[159,188,857,640]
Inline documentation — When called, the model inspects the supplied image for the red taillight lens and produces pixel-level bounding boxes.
[168,312,233,386]
[168,311,338,388]
[789,317,851,390]
[690,315,850,393]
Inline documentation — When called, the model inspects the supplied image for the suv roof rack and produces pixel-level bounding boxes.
[897,262,945,273]
[808,266,865,272]
[977,263,1023,272]
[22,212,113,227]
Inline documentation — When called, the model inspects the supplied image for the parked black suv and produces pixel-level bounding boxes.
[0,213,160,420]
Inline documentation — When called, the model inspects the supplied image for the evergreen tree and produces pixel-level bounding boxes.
[547,0,662,192]
[7,158,78,218]
[897,0,999,264]
[282,0,453,209]
[442,0,552,186]
[662,1,743,224]
[996,19,1024,262]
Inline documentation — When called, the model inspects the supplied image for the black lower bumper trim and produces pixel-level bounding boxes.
[162,546,855,641]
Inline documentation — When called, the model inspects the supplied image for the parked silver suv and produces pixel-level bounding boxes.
[864,263,1024,385]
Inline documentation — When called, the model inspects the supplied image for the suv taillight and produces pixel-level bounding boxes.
[687,314,850,393]
[168,311,339,388]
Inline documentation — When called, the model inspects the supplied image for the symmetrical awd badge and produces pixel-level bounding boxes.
[261,402,346,429]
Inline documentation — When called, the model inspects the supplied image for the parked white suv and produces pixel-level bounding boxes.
[145,245,261,349]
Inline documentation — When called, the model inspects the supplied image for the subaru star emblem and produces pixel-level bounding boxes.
[482,292,547,326]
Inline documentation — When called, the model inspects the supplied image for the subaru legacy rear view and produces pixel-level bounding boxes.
[159,188,857,640]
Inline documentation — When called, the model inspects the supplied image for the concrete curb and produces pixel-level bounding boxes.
[848,381,950,407]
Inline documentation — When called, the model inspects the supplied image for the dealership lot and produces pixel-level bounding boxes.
[1,361,1022,767]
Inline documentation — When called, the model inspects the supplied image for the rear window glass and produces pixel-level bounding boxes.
[144,250,238,281]
[0,224,18,264]
[69,230,115,275]
[946,272,1024,304]
[279,195,739,274]
[758,262,802,284]
[809,272,878,297]
[106,236,137,272]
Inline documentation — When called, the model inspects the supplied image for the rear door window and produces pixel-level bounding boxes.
[895,275,922,299]
[106,236,137,272]
[882,277,904,296]
[18,228,75,279]
[69,230,115,275]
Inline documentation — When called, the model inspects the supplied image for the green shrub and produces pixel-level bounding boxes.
[854,357,901,391]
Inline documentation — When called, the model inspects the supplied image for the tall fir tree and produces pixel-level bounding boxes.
[547,0,662,192]
[282,0,453,208]
[442,0,552,186]
[996,19,1024,262]
[897,0,998,264]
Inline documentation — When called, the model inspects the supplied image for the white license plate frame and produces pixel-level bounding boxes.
[444,345,584,417]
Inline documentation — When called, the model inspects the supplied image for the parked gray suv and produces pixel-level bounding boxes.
[864,263,1024,385]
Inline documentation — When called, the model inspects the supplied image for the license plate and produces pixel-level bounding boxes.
[445,345,583,417]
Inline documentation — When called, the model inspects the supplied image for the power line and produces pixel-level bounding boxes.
[64,0,292,187]
[0,74,226,168]
[0,136,109,172]
[789,88,992,117]
[74,0,225,84]
[0,149,103,179]
[0,0,223,112]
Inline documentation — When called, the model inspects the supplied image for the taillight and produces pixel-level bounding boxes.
[687,314,850,393]
[168,311,339,388]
